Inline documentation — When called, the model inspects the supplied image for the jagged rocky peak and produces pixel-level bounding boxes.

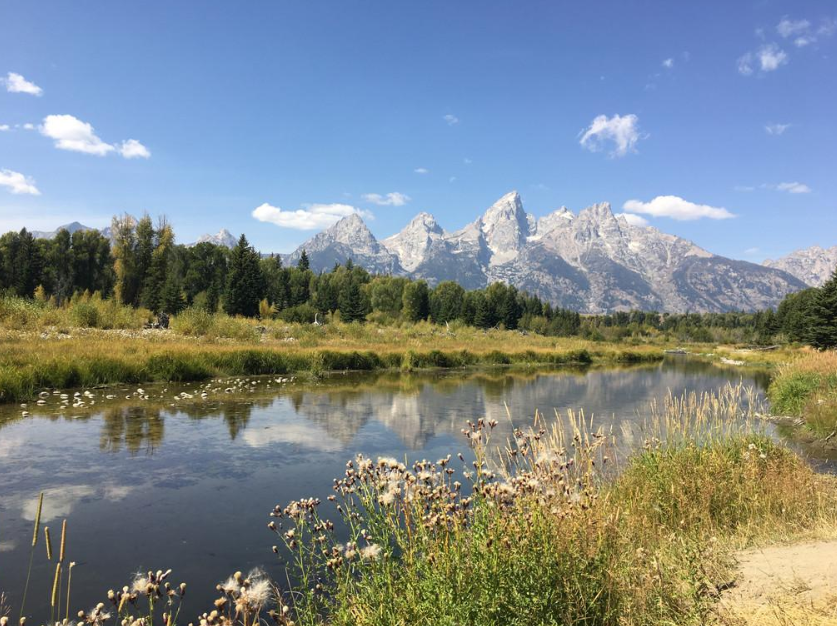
[533,206,574,238]
[764,244,837,286]
[194,228,238,248]
[322,213,376,246]
[382,212,445,272]
[479,190,532,265]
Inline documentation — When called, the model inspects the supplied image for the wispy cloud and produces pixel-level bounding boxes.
[765,123,791,135]
[662,58,674,68]
[734,185,755,192]
[777,16,836,47]
[40,115,150,159]
[252,202,370,230]
[623,195,735,221]
[362,192,410,206]
[775,181,811,194]
[738,43,788,75]
[0,169,41,195]
[579,113,643,157]
[414,167,429,174]
[463,158,472,165]
[3,72,42,96]
[443,114,459,126]
[0,124,9,132]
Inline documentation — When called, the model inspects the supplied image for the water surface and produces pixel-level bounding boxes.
[0,358,769,618]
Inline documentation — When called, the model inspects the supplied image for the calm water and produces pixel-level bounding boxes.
[0,359,770,618]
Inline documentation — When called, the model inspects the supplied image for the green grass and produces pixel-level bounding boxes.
[254,388,837,626]
[768,350,837,437]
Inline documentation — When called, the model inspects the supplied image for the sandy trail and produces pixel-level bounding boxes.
[721,539,837,625]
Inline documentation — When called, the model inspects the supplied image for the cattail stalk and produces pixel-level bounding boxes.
[31,492,43,548]
[20,492,44,619]
[51,562,61,607]
[59,519,67,562]
[44,526,53,560]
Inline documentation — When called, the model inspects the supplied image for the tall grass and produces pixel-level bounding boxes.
[768,350,837,437]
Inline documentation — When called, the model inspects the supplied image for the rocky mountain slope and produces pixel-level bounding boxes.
[286,191,806,313]
[192,228,238,248]
[30,221,94,239]
[763,245,837,287]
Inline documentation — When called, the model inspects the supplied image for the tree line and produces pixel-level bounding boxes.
[1,217,835,348]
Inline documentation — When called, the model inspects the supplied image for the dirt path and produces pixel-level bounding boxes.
[721,539,837,625]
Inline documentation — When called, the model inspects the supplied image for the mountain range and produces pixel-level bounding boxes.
[24,191,834,313]
[763,245,837,287]
[282,191,811,313]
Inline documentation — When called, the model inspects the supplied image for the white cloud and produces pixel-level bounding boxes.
[777,17,811,38]
[252,202,370,230]
[765,123,791,135]
[776,16,836,47]
[617,212,649,226]
[0,124,9,132]
[622,195,735,221]
[759,44,788,71]
[22,123,35,130]
[662,58,674,68]
[119,138,151,159]
[40,115,149,159]
[414,167,429,174]
[443,114,459,126]
[738,44,788,75]
[362,192,410,206]
[744,247,760,255]
[579,113,643,157]
[776,181,811,194]
[0,169,41,195]
[4,72,42,96]
[40,114,115,156]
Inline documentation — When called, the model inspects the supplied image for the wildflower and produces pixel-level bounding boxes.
[360,543,382,561]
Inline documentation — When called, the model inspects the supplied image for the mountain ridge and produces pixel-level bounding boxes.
[284,191,806,313]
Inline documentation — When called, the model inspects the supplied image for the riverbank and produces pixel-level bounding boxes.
[0,324,664,404]
[768,351,837,440]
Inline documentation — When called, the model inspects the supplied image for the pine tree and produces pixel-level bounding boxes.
[338,279,367,322]
[808,266,837,349]
[402,280,430,322]
[224,235,265,317]
[298,249,310,271]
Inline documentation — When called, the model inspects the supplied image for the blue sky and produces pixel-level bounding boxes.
[0,0,834,261]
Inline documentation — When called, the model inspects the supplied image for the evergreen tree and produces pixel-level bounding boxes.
[338,279,368,322]
[402,280,430,322]
[473,292,495,329]
[809,266,837,349]
[224,235,265,317]
[429,281,464,324]
[160,275,185,314]
[298,249,310,271]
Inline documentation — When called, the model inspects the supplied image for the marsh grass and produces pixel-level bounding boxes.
[768,350,837,437]
[0,321,660,404]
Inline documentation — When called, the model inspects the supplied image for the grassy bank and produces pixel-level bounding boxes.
[0,321,663,404]
[768,350,837,438]
[5,387,836,626]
